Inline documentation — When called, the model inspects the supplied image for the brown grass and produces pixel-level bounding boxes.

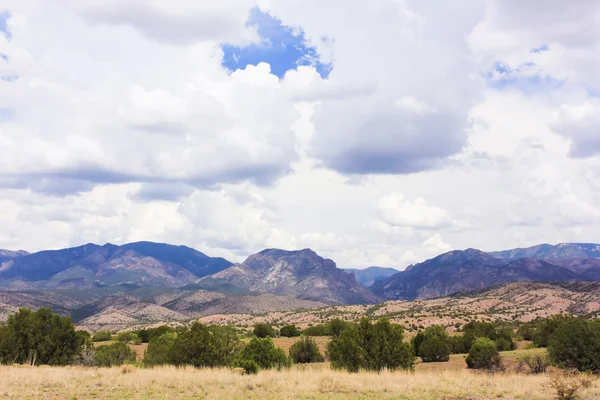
[0,365,598,399]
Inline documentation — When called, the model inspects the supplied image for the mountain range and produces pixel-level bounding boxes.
[2,241,600,329]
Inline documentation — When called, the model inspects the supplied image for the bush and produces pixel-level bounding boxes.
[232,358,259,375]
[465,337,503,371]
[280,325,301,338]
[0,307,82,365]
[253,323,277,338]
[327,318,414,373]
[92,330,113,342]
[170,323,243,368]
[495,337,513,352]
[411,332,425,356]
[419,337,450,363]
[116,331,141,344]
[534,314,574,348]
[237,337,291,370]
[134,326,175,343]
[95,341,136,367]
[289,336,324,363]
[549,372,594,400]
[144,332,177,367]
[521,354,549,374]
[548,318,600,372]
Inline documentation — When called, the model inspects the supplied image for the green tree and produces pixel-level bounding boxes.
[280,324,301,337]
[92,330,113,342]
[116,331,141,344]
[0,308,81,365]
[419,336,450,362]
[289,336,324,363]
[144,332,177,367]
[237,337,291,370]
[326,323,364,372]
[465,337,503,371]
[134,326,174,343]
[170,322,242,368]
[253,323,277,338]
[327,318,414,373]
[548,318,600,373]
[534,314,574,348]
[94,341,136,367]
[411,332,425,356]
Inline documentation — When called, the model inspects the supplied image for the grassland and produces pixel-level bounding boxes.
[3,364,600,400]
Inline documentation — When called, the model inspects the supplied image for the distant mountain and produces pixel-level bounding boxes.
[0,249,29,265]
[371,247,590,300]
[489,242,600,261]
[0,242,233,289]
[344,267,399,287]
[199,248,381,305]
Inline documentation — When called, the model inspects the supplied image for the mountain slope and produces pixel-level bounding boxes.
[489,242,600,261]
[199,248,381,305]
[0,249,29,265]
[371,248,587,300]
[344,267,399,287]
[0,242,233,288]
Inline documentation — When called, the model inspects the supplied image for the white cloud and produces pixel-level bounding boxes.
[377,193,451,229]
[2,0,600,273]
[550,101,600,157]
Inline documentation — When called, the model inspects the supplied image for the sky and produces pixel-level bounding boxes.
[1,1,600,269]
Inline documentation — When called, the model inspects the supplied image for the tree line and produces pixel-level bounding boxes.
[2,308,600,374]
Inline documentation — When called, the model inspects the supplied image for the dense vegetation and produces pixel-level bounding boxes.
[0,308,83,365]
[327,318,414,373]
[5,308,600,375]
[289,336,324,363]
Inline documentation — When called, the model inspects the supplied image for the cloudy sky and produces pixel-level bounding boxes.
[1,1,600,269]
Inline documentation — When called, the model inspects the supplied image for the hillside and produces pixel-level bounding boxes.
[0,242,233,289]
[199,249,380,305]
[372,245,600,300]
[198,281,600,330]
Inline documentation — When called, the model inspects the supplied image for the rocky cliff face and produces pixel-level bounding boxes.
[0,249,29,265]
[200,248,381,305]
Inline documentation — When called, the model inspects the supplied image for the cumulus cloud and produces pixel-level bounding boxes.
[263,0,485,175]
[0,2,303,197]
[550,101,600,158]
[377,193,451,229]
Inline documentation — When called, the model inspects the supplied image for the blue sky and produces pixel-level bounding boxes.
[0,11,11,39]
[221,8,331,79]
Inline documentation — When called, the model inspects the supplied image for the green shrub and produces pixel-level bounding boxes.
[232,358,259,374]
[0,307,82,365]
[411,332,425,356]
[465,337,503,371]
[170,323,243,368]
[289,336,324,363]
[92,330,113,342]
[116,331,141,344]
[495,337,512,352]
[237,337,291,370]
[280,324,301,338]
[548,318,600,373]
[327,318,414,373]
[144,332,177,367]
[534,315,575,348]
[134,326,175,343]
[253,323,277,338]
[94,341,136,367]
[419,337,450,362]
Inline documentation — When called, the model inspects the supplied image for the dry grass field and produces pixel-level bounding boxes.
[1,365,600,400]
